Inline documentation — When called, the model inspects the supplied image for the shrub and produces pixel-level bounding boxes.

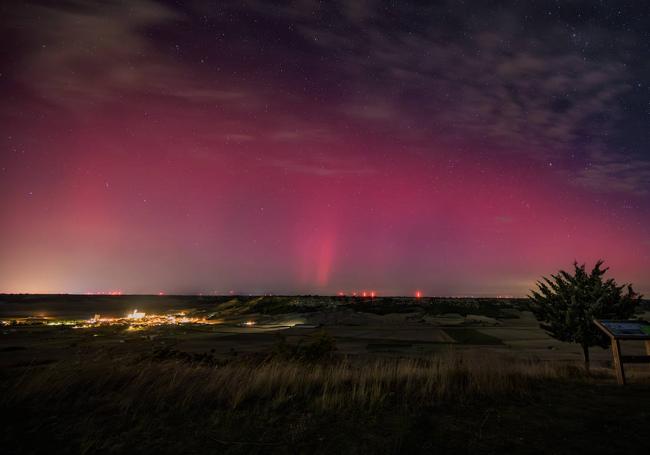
[271,330,337,362]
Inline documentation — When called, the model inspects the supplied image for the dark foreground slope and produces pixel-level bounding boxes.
[2,350,649,455]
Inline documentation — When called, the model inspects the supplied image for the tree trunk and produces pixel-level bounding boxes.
[582,344,590,372]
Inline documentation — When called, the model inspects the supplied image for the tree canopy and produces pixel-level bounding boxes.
[529,260,642,370]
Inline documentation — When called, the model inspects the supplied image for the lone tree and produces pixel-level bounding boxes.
[529,260,642,371]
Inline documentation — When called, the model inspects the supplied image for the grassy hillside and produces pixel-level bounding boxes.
[2,348,650,454]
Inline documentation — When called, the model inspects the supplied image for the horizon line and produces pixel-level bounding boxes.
[1,292,528,299]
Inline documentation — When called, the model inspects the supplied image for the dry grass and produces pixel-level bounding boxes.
[3,351,592,413]
[5,352,649,454]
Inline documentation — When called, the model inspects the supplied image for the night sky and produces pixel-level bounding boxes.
[1,1,649,296]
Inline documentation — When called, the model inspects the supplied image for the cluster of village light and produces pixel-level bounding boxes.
[71,309,224,329]
[1,309,228,329]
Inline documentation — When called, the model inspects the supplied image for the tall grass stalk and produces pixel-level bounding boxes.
[2,352,589,413]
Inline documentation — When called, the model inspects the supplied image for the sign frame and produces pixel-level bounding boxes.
[593,319,650,385]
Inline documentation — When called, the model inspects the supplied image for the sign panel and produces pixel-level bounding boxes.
[597,320,650,338]
[594,319,650,385]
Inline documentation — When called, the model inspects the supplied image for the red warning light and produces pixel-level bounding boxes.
[415,291,422,298]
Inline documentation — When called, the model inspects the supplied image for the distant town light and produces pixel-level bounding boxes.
[85,290,123,296]
[127,309,146,320]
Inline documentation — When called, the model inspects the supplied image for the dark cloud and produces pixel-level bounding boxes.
[211,0,649,194]
[574,152,650,195]
[4,0,264,111]
[5,0,650,194]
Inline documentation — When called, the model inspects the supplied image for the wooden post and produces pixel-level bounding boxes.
[593,319,650,385]
[611,339,626,385]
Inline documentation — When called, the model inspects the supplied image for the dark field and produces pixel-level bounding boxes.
[2,294,650,454]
